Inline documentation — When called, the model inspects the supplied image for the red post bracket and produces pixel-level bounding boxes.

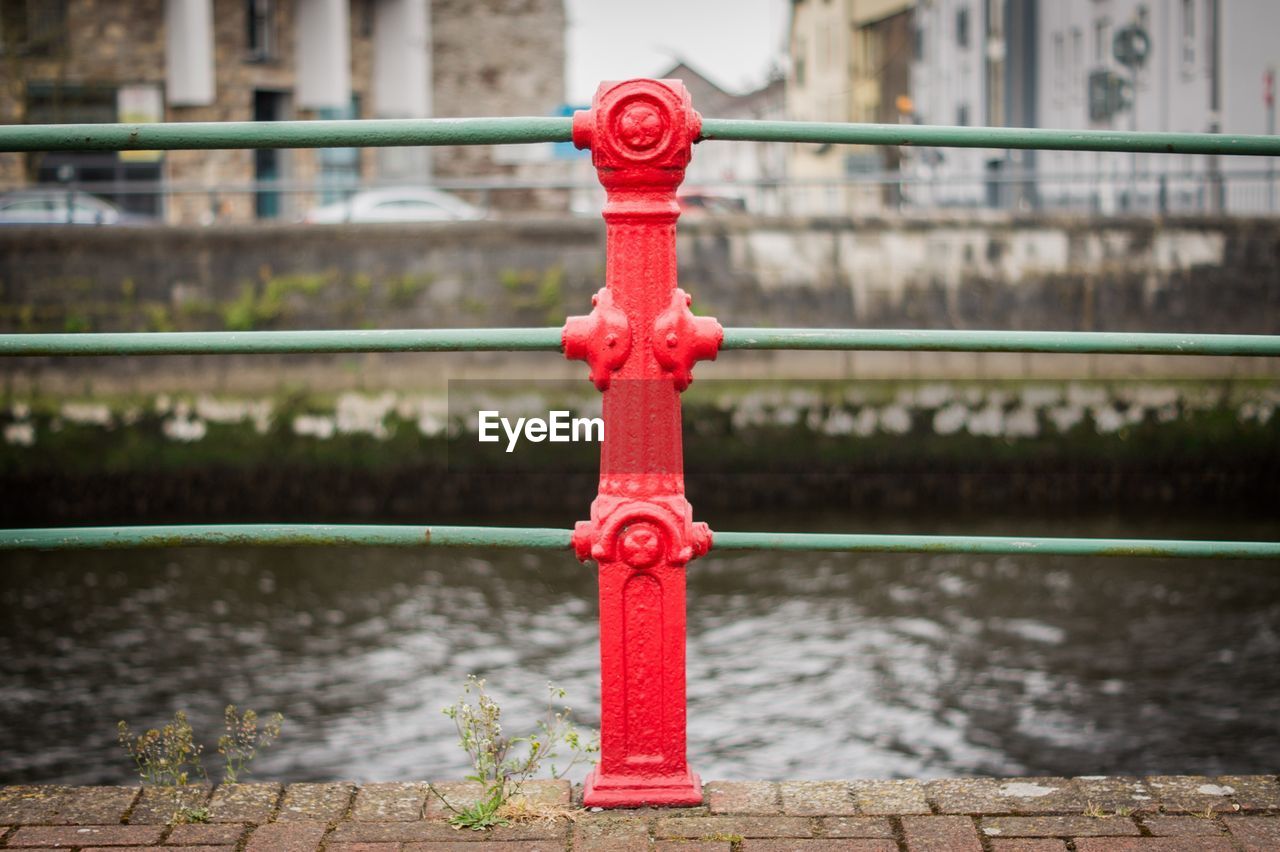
[563,79,721,808]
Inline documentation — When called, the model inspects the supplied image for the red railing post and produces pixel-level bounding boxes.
[563,79,722,808]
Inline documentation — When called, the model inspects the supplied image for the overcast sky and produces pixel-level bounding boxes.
[564,0,789,105]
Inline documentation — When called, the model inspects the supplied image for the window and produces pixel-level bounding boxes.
[317,97,362,204]
[1053,32,1065,99]
[246,0,275,61]
[956,7,969,48]
[913,26,923,60]
[1071,27,1083,101]
[0,0,67,57]
[1180,0,1196,66]
[1094,17,1110,63]
[956,104,970,126]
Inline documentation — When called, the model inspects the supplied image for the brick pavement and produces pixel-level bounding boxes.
[0,775,1275,850]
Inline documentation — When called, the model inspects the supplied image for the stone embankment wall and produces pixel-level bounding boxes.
[1,216,1277,392]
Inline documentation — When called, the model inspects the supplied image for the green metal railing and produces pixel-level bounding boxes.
[1,114,1278,560]
[5,116,1280,157]
[1,525,1277,560]
[4,327,1280,357]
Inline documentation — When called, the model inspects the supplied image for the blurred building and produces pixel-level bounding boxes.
[0,0,566,223]
[786,0,914,215]
[657,61,787,216]
[904,0,1035,209]
[905,0,1278,214]
[1032,0,1278,215]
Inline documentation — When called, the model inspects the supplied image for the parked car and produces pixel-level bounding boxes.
[301,187,486,224]
[0,189,150,226]
[678,190,748,217]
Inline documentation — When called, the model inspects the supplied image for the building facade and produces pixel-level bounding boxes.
[906,0,1278,214]
[1035,0,1278,214]
[0,0,566,223]
[657,61,787,215]
[786,0,914,215]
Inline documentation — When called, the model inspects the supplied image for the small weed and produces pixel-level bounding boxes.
[119,705,284,823]
[387,272,433,307]
[171,805,209,824]
[141,303,174,332]
[431,676,597,831]
[62,313,91,333]
[217,704,284,784]
[118,710,204,787]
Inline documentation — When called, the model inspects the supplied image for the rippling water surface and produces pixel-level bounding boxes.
[2,512,1278,785]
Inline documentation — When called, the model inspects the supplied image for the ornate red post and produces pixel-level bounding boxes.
[562,79,722,808]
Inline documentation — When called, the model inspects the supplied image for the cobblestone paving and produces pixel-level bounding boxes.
[0,775,1275,850]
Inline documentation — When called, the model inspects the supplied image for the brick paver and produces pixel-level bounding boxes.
[979,815,1141,837]
[242,818,327,852]
[0,787,69,825]
[329,819,565,844]
[1223,814,1280,851]
[780,781,859,816]
[926,777,1085,815]
[900,815,983,852]
[351,783,430,822]
[817,816,895,838]
[1140,815,1230,837]
[7,823,166,846]
[1071,777,1153,813]
[849,779,930,815]
[1217,775,1280,812]
[401,843,564,851]
[1142,775,1245,814]
[706,781,781,815]
[1073,839,1236,852]
[127,786,212,825]
[46,788,138,825]
[742,842,897,851]
[205,783,281,824]
[0,776,1271,850]
[655,815,814,839]
[571,815,652,851]
[163,822,248,845]
[276,782,356,821]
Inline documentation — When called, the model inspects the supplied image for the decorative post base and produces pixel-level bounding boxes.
[583,766,703,808]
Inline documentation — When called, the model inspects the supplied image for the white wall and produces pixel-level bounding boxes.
[1036,0,1278,214]
[165,0,215,107]
[907,0,995,206]
[295,0,352,110]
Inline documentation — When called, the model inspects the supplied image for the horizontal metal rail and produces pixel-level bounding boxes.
[711,531,1280,559]
[0,117,573,152]
[699,119,1280,157]
[3,118,1279,158]
[0,524,573,550]
[719,328,1280,356]
[0,328,563,356]
[2,524,1277,559]
[4,328,1280,357]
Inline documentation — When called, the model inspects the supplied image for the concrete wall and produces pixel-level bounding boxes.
[2,215,1277,391]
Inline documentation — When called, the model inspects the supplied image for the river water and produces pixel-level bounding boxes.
[2,510,1278,786]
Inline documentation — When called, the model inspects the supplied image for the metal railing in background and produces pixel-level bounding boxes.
[5,168,1278,222]
[1,110,1278,563]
